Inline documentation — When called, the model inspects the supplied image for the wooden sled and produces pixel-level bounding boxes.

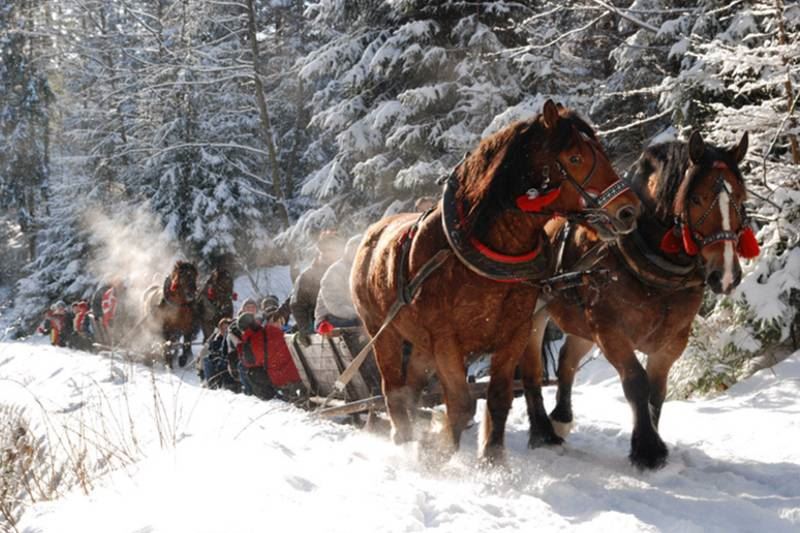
[286,329,558,419]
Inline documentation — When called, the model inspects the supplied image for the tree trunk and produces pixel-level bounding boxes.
[245,0,288,224]
[776,0,800,164]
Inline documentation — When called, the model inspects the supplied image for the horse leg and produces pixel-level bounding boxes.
[549,334,594,439]
[403,343,433,431]
[593,331,667,469]
[430,335,473,459]
[373,327,415,445]
[646,330,689,429]
[520,311,563,448]
[162,330,174,369]
[178,329,192,367]
[480,327,531,463]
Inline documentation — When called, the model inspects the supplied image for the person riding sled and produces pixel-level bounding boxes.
[290,230,343,346]
[200,317,239,391]
[313,234,380,393]
[70,300,94,351]
[234,312,306,403]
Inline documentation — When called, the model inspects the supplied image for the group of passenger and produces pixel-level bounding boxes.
[200,295,305,403]
[37,279,125,351]
[36,228,375,403]
[199,230,372,402]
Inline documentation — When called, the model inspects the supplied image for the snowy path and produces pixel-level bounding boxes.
[1,340,799,533]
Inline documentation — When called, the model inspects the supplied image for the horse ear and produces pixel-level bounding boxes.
[542,99,560,130]
[730,131,748,163]
[688,130,705,165]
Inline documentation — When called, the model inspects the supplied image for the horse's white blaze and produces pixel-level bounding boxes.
[719,186,735,291]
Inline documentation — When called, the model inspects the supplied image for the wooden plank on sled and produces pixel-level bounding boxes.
[286,333,372,399]
[317,379,557,418]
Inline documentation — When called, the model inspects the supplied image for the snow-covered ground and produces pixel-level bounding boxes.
[2,338,799,533]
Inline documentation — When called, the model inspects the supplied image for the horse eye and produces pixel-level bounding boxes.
[690,195,701,206]
[569,155,582,165]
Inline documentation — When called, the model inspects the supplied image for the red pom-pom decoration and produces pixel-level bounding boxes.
[515,188,562,213]
[659,227,682,254]
[737,226,760,259]
[681,224,699,256]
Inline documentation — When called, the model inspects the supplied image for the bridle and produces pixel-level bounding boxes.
[515,133,631,226]
[165,269,197,308]
[660,161,759,259]
[439,131,632,283]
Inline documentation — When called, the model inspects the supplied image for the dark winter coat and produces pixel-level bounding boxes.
[290,258,330,335]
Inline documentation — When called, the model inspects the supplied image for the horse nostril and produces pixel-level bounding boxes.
[617,205,637,224]
[707,270,722,287]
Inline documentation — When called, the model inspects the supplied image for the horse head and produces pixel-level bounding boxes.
[207,268,233,299]
[639,131,755,295]
[456,99,641,242]
[170,261,198,303]
[674,131,754,294]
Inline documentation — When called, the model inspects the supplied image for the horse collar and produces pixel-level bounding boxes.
[441,176,551,282]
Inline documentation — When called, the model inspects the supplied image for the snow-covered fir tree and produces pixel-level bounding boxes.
[0,0,53,262]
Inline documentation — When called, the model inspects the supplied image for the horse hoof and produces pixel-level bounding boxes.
[629,431,668,470]
[528,431,564,449]
[479,444,508,467]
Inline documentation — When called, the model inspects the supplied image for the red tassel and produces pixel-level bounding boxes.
[681,224,699,256]
[516,187,561,212]
[170,280,178,293]
[207,287,216,300]
[659,227,682,254]
[232,292,238,301]
[737,226,760,259]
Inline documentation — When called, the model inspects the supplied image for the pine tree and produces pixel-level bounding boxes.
[0,0,54,261]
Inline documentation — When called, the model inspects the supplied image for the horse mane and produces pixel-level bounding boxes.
[173,260,197,278]
[455,109,598,236]
[630,140,744,221]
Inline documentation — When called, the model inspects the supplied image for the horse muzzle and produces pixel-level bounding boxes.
[585,204,640,242]
[706,265,742,295]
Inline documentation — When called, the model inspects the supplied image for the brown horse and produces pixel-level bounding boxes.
[524,131,756,469]
[143,260,199,368]
[351,100,642,462]
[195,267,235,341]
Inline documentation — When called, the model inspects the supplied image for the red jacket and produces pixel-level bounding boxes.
[101,288,117,327]
[238,325,301,387]
[74,302,90,335]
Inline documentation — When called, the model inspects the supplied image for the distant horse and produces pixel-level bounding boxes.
[143,260,199,368]
[524,131,756,469]
[351,100,642,462]
[195,267,235,341]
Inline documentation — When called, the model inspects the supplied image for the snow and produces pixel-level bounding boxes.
[2,340,799,532]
